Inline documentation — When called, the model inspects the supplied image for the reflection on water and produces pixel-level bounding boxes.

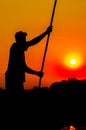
[61,125,86,130]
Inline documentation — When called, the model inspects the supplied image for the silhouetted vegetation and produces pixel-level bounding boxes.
[0,78,86,129]
[1,78,86,97]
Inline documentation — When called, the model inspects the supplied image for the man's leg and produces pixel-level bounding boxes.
[15,82,24,91]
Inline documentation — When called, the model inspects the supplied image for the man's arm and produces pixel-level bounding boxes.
[25,65,43,77]
[25,26,52,49]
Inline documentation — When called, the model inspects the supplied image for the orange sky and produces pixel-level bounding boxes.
[0,0,86,89]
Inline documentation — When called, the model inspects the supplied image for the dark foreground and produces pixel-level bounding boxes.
[0,79,86,130]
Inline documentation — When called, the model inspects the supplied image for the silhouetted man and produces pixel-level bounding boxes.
[5,26,52,92]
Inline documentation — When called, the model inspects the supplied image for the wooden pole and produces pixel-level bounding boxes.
[38,0,57,88]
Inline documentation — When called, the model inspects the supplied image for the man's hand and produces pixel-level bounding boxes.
[46,26,52,34]
[37,71,44,77]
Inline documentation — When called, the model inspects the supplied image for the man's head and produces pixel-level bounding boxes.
[15,31,27,42]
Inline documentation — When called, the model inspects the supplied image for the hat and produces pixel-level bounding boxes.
[15,31,27,39]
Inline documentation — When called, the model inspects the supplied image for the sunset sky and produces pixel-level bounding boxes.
[0,0,86,89]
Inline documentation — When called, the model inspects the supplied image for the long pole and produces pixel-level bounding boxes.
[38,0,57,88]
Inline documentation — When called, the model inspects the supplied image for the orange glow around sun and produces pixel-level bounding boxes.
[64,53,83,69]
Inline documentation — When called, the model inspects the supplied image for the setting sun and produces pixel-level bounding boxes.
[70,59,77,65]
[64,53,83,69]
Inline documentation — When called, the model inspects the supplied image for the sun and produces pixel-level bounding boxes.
[70,59,77,65]
[64,53,83,69]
